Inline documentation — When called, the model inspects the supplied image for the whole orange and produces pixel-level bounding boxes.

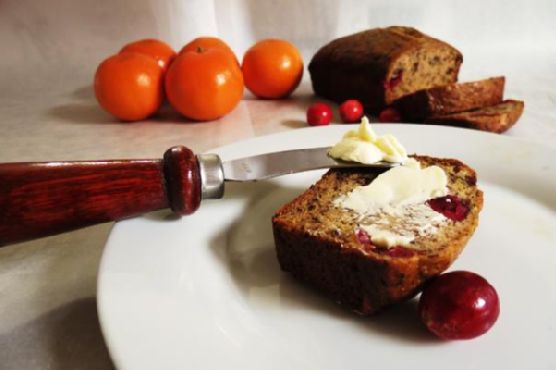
[242,39,303,99]
[120,38,176,72]
[180,37,238,63]
[165,48,244,121]
[94,52,163,121]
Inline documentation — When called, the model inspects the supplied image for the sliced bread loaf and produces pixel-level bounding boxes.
[425,99,524,133]
[308,26,463,113]
[272,156,483,315]
[395,76,505,121]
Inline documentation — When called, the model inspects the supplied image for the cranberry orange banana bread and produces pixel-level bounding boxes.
[272,156,483,315]
[396,76,505,121]
[308,26,463,113]
[425,99,524,133]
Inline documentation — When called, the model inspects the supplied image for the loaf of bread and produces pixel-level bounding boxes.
[396,76,505,121]
[272,156,483,315]
[308,26,463,113]
[425,100,524,133]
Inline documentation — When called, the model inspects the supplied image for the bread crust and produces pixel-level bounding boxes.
[396,76,505,121]
[425,99,524,133]
[272,156,483,315]
[308,26,462,113]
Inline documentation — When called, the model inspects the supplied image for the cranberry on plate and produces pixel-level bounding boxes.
[306,102,333,126]
[419,271,500,340]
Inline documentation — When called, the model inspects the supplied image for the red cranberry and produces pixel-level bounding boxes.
[427,195,469,221]
[419,271,500,340]
[356,228,371,245]
[383,70,403,90]
[339,99,364,123]
[387,246,415,258]
[465,175,477,186]
[306,102,333,126]
[355,228,376,252]
[378,108,402,123]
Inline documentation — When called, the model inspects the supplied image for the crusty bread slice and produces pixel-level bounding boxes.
[425,99,524,133]
[395,76,505,121]
[272,156,483,315]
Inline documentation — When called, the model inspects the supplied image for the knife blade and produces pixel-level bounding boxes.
[222,147,395,181]
[197,146,397,199]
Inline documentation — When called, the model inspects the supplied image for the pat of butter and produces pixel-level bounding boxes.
[335,159,449,248]
[339,159,448,213]
[328,116,407,164]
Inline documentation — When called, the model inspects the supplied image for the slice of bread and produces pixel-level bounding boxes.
[395,76,505,121]
[425,100,524,133]
[272,156,483,315]
[308,26,462,114]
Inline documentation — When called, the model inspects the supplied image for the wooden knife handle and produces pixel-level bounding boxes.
[0,146,201,247]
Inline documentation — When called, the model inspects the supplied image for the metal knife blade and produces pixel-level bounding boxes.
[222,147,395,181]
[197,147,398,199]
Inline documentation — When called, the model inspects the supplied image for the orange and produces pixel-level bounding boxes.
[242,39,303,99]
[180,37,238,63]
[94,52,163,121]
[120,38,176,72]
[165,48,244,121]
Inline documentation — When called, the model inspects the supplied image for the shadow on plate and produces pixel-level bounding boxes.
[209,180,302,288]
[279,276,437,344]
[208,179,438,344]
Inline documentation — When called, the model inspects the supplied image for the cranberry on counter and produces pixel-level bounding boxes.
[306,102,333,126]
[378,108,402,123]
[339,99,364,123]
[419,271,500,340]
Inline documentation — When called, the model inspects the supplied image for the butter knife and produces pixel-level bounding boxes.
[0,146,395,246]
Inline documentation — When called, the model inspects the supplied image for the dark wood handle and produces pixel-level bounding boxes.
[0,146,201,246]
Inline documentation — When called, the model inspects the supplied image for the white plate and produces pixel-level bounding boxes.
[98,125,556,370]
